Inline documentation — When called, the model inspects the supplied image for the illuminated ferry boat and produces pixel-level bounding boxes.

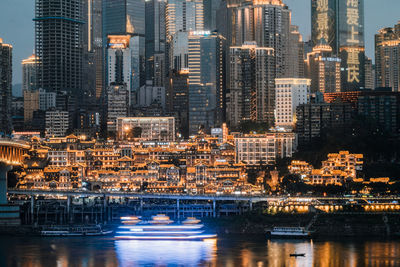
[267,227,312,239]
[115,214,217,240]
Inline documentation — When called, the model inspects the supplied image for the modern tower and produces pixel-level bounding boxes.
[188,31,225,135]
[0,38,13,134]
[22,54,37,92]
[311,0,365,91]
[34,0,84,97]
[375,22,400,92]
[228,42,275,127]
[145,0,167,86]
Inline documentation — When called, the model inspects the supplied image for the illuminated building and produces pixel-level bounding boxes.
[22,54,37,92]
[145,0,167,86]
[234,132,296,165]
[166,0,204,40]
[45,110,70,137]
[103,0,146,91]
[275,78,311,130]
[295,102,352,144]
[323,90,362,108]
[305,44,341,93]
[228,42,275,127]
[375,23,400,91]
[116,117,175,141]
[34,0,84,97]
[364,56,374,89]
[23,90,39,123]
[188,31,225,135]
[311,0,365,91]
[0,38,13,134]
[107,84,129,133]
[233,0,291,78]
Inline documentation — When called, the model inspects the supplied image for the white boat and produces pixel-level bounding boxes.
[40,225,113,237]
[116,215,217,240]
[267,227,312,239]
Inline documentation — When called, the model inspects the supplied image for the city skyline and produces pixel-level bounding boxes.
[0,0,399,88]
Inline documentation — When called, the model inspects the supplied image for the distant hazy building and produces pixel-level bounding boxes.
[34,0,84,97]
[23,90,39,123]
[145,0,167,85]
[305,44,341,93]
[375,23,400,92]
[0,38,13,134]
[45,110,70,137]
[169,31,189,71]
[228,42,275,127]
[287,25,305,78]
[167,69,189,136]
[22,54,37,91]
[364,56,374,90]
[188,31,225,135]
[275,78,311,129]
[117,117,175,141]
[137,81,166,110]
[107,84,129,133]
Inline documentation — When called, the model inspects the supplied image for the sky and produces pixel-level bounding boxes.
[0,0,400,86]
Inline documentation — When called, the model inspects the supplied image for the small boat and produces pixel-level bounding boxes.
[183,217,201,224]
[267,227,312,239]
[40,225,113,237]
[121,216,142,225]
[290,253,306,257]
[116,215,217,240]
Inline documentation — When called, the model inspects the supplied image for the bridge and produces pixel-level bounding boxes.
[0,139,30,225]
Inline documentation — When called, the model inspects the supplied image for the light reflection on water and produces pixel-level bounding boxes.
[115,239,217,266]
[1,236,400,267]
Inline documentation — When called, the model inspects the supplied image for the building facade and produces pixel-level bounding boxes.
[45,110,70,137]
[275,78,311,129]
[116,117,175,141]
[22,54,37,92]
[0,38,13,134]
[228,42,275,127]
[107,84,129,133]
[188,31,225,135]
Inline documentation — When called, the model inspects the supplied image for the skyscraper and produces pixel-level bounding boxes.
[375,23,400,92]
[103,0,146,93]
[0,38,13,134]
[34,0,84,97]
[233,0,291,78]
[311,0,365,91]
[22,54,37,92]
[305,44,341,93]
[228,42,275,127]
[188,31,225,134]
[145,0,167,86]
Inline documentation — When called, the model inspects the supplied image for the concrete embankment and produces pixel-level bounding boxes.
[203,213,400,238]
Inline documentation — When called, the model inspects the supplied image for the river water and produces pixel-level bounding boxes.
[0,235,399,267]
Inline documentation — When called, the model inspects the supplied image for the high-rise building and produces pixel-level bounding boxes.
[137,81,166,110]
[0,38,13,134]
[311,0,365,91]
[203,0,221,31]
[375,23,400,92]
[305,44,341,93]
[188,31,225,135]
[233,0,291,78]
[287,25,305,78]
[364,56,374,89]
[107,84,129,133]
[106,35,135,106]
[22,54,37,92]
[228,42,275,127]
[45,110,70,137]
[275,78,311,129]
[23,90,39,123]
[166,0,204,40]
[145,0,167,86]
[34,0,84,97]
[103,0,146,91]
[167,69,189,136]
[169,31,189,71]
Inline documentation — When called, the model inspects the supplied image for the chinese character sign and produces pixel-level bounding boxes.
[346,0,360,83]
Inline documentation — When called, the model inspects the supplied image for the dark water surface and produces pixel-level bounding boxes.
[0,235,399,267]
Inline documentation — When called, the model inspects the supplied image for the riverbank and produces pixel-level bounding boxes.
[203,213,400,238]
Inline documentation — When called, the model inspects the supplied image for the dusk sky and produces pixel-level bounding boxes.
[0,0,400,86]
